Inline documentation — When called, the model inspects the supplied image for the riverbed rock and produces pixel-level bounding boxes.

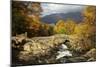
[67,34,95,55]
[12,34,96,65]
[83,48,96,61]
[12,34,69,64]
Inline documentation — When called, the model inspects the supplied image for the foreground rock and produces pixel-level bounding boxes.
[83,48,96,61]
[12,34,70,65]
[66,34,95,56]
[12,34,96,65]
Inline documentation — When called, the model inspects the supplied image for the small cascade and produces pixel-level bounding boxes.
[56,44,72,60]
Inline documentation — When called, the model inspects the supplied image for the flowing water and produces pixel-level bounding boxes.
[56,44,72,60]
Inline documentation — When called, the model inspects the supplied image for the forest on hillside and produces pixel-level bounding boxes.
[11,1,96,66]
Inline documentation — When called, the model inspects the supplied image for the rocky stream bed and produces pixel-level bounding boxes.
[11,34,96,66]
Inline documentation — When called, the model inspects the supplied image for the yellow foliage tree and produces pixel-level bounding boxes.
[54,20,67,34]
[54,19,76,35]
[74,6,96,37]
[65,19,76,35]
[82,6,96,25]
[74,23,96,37]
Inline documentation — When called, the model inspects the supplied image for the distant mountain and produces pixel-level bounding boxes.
[41,11,83,24]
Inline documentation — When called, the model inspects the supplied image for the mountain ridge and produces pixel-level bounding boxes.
[41,11,83,24]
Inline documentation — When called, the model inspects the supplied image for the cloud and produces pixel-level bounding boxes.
[41,3,85,17]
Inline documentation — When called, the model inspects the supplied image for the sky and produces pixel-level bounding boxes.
[41,3,85,17]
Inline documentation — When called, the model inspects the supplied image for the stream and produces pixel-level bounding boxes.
[56,44,72,60]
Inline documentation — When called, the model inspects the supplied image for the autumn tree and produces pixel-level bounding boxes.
[54,19,76,35]
[82,6,96,25]
[74,6,96,36]
[12,1,42,37]
[73,6,96,49]
[74,23,96,39]
[54,20,67,34]
[65,19,76,35]
[38,23,50,36]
